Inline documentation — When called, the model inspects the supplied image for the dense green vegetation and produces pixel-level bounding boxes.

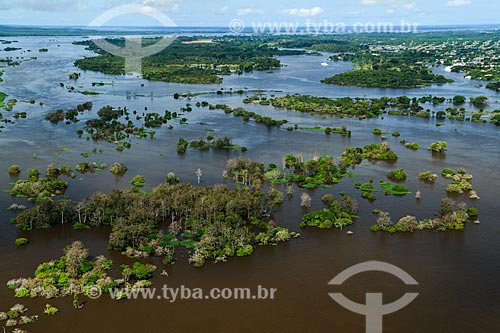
[428,141,448,153]
[0,91,7,107]
[323,66,451,88]
[379,181,411,196]
[45,102,93,124]
[6,164,70,202]
[270,94,389,119]
[264,94,496,123]
[225,153,354,190]
[274,36,368,53]
[1,32,496,319]
[371,198,478,232]
[441,168,476,195]
[405,142,421,150]
[109,162,128,176]
[354,181,379,201]
[13,182,295,267]
[324,49,453,88]
[6,241,126,300]
[387,168,407,181]
[45,103,180,150]
[419,171,438,183]
[205,103,288,128]
[317,31,500,83]
[74,36,304,84]
[15,238,28,246]
[338,142,398,168]
[8,165,21,176]
[178,134,246,153]
[300,195,358,229]
[486,82,500,91]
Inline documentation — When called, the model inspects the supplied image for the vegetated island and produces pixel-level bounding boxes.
[13,182,298,267]
[73,36,307,84]
[371,198,479,233]
[322,49,453,88]
[253,94,499,124]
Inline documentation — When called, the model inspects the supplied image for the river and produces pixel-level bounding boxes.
[0,36,499,332]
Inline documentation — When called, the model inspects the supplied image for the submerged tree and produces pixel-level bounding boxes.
[300,193,312,208]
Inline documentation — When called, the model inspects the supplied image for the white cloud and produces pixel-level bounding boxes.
[142,0,180,11]
[447,0,472,7]
[360,0,417,10]
[218,6,230,14]
[237,8,264,16]
[282,6,324,17]
[347,10,367,15]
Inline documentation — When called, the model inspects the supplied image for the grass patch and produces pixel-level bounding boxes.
[79,91,101,95]
[0,91,7,108]
[379,181,411,195]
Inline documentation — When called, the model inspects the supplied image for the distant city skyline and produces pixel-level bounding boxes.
[0,0,497,27]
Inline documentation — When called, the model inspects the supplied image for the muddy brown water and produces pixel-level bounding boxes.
[0,37,499,332]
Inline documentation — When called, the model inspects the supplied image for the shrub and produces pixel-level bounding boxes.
[405,142,420,150]
[44,305,59,315]
[130,175,146,187]
[236,245,254,257]
[373,128,382,135]
[387,168,407,181]
[73,222,91,230]
[467,207,479,217]
[110,162,128,176]
[131,262,156,279]
[28,168,40,180]
[46,163,61,178]
[397,215,420,231]
[393,184,409,193]
[441,168,456,177]
[8,165,21,175]
[436,111,447,119]
[15,238,28,246]
[15,287,30,298]
[428,141,448,152]
[165,172,179,185]
[6,309,19,319]
[453,95,466,104]
[362,142,399,161]
[380,181,410,195]
[177,138,189,154]
[322,194,335,205]
[419,171,438,183]
[76,162,97,173]
[446,183,463,193]
[361,191,376,201]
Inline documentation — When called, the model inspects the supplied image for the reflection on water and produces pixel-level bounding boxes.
[0,37,499,332]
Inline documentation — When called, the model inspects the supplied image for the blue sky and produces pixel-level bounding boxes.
[0,0,497,27]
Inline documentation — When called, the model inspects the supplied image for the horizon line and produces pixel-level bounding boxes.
[1,23,500,29]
